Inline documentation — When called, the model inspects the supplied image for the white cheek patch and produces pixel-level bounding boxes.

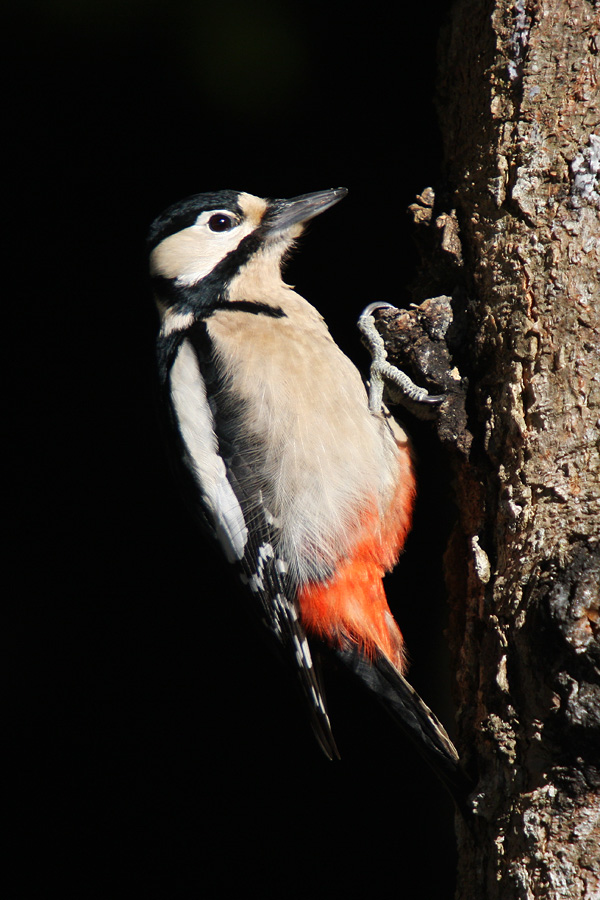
[169,339,248,561]
[149,213,257,286]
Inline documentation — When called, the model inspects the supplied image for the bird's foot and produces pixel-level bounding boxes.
[357,302,445,414]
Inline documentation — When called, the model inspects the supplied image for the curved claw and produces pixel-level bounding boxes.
[359,301,398,319]
[419,394,445,405]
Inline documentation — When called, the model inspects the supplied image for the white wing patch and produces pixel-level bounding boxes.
[169,339,248,562]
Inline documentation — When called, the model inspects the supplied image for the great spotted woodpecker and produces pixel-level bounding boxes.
[148,188,468,804]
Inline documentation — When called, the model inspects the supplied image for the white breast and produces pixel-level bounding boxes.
[207,292,402,585]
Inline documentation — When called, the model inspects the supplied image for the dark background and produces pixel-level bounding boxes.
[11,1,460,895]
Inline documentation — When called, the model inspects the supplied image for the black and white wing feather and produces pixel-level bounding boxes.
[159,329,339,759]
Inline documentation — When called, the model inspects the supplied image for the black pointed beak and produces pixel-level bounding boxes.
[266,188,348,234]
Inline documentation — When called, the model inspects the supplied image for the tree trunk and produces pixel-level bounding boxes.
[378,0,600,896]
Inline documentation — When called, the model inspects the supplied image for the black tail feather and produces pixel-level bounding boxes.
[333,645,474,814]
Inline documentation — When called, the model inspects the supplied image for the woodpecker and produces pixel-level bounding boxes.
[148,188,468,805]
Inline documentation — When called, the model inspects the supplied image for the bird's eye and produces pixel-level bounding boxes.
[208,213,236,232]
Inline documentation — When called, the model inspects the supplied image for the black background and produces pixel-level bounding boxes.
[11,1,460,895]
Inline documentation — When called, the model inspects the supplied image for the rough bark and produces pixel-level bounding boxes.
[376,0,600,897]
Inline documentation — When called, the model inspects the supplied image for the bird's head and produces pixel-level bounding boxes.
[148,188,347,320]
